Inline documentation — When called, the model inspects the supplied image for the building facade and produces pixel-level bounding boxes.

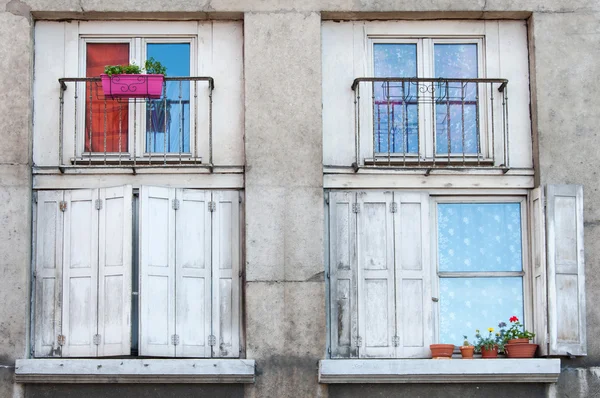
[0,1,599,397]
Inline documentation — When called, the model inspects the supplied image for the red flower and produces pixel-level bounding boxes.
[509,316,519,323]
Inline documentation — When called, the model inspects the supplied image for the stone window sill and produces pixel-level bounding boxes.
[319,359,560,383]
[15,358,255,384]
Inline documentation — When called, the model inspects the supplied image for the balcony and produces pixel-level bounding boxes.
[57,76,214,171]
[351,77,510,172]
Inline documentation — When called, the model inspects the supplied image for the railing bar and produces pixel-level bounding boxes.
[412,81,420,167]
[372,81,376,164]
[446,81,450,164]
[148,99,153,165]
[387,81,391,166]
[504,85,510,168]
[118,101,122,166]
[461,83,465,166]
[88,82,93,165]
[431,82,436,168]
[194,81,198,164]
[490,82,495,166]
[401,81,406,167]
[391,102,395,158]
[103,98,107,165]
[476,82,481,166]
[73,82,77,163]
[133,99,137,167]
[209,81,213,170]
[355,83,360,170]
[351,77,508,90]
[163,82,167,166]
[59,81,65,167]
[179,80,183,165]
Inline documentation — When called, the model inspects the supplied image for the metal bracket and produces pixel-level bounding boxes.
[352,203,360,213]
[172,199,180,210]
[356,336,362,347]
[57,335,66,346]
[95,199,103,210]
[59,201,67,212]
[392,336,400,347]
[93,334,101,345]
[171,334,180,345]
[208,202,216,212]
[390,202,397,213]
[208,335,216,346]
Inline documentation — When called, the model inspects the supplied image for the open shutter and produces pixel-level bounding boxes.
[175,189,212,358]
[357,192,396,358]
[394,192,432,358]
[546,184,586,356]
[62,189,99,357]
[328,192,358,358]
[139,186,176,357]
[34,191,64,357]
[531,187,549,356]
[97,186,132,356]
[211,191,241,358]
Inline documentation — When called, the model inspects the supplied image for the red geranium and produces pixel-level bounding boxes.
[509,316,519,323]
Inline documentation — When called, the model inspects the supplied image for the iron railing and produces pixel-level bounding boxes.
[58,76,214,170]
[351,77,510,171]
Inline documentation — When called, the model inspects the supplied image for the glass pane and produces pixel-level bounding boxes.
[86,43,130,153]
[373,44,418,154]
[434,44,478,154]
[439,277,524,346]
[146,43,190,153]
[438,203,522,272]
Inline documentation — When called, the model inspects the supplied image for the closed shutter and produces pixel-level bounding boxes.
[211,191,241,358]
[394,192,432,358]
[175,189,212,358]
[62,189,99,357]
[530,187,549,356]
[546,184,586,356]
[139,186,176,357]
[357,192,396,358]
[328,192,358,358]
[34,191,64,357]
[97,185,132,356]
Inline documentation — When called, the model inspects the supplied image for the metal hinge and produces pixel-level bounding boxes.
[59,201,67,212]
[33,191,38,203]
[171,334,180,345]
[390,202,397,213]
[328,347,331,354]
[95,199,103,210]
[208,202,216,212]
[208,335,216,346]
[352,203,360,213]
[356,336,362,347]
[93,334,101,345]
[392,336,400,347]
[172,199,180,210]
[57,334,66,346]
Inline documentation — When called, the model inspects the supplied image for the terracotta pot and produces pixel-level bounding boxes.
[480,346,499,358]
[505,343,538,358]
[430,344,455,358]
[507,338,530,345]
[460,346,475,359]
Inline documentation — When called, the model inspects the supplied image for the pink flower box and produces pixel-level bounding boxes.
[101,74,164,99]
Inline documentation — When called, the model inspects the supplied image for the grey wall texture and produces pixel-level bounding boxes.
[1,1,600,398]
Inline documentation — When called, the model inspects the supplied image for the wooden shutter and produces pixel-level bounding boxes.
[62,189,99,357]
[546,184,586,356]
[211,191,241,358]
[357,192,396,358]
[175,189,212,358]
[531,187,549,356]
[34,191,64,357]
[328,192,358,358]
[394,192,432,358]
[139,186,176,357]
[97,185,132,356]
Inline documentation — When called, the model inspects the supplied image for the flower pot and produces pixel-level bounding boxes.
[507,338,530,345]
[101,74,164,99]
[480,346,499,358]
[504,343,537,358]
[430,344,455,359]
[460,346,475,359]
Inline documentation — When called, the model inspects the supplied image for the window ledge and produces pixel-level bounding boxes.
[15,359,255,384]
[319,359,560,384]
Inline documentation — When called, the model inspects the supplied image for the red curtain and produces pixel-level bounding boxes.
[85,43,129,153]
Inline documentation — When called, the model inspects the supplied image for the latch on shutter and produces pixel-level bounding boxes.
[208,335,216,346]
[172,199,180,210]
[352,203,360,213]
[208,202,216,212]
[57,334,66,346]
[392,336,400,347]
[95,199,103,210]
[59,201,67,212]
[93,334,101,345]
[171,334,180,345]
[390,202,398,213]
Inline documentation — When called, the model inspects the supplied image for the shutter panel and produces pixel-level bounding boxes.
[328,192,358,358]
[62,189,99,357]
[546,184,586,356]
[139,186,176,357]
[531,187,549,356]
[34,191,64,357]
[357,192,396,358]
[97,185,132,356]
[211,191,241,358]
[394,192,432,358]
[175,189,212,358]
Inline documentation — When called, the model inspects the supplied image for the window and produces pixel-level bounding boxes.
[33,186,241,358]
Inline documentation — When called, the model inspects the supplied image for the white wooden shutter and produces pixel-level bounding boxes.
[34,191,64,357]
[328,192,358,358]
[357,192,396,358]
[531,187,549,356]
[62,189,99,357]
[394,192,432,358]
[139,186,176,357]
[211,191,241,358]
[175,189,212,358]
[546,184,586,356]
[97,185,132,356]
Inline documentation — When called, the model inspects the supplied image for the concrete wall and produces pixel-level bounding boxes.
[1,1,600,398]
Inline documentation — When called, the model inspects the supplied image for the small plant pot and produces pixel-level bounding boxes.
[430,344,455,359]
[101,74,164,99]
[480,346,499,358]
[507,338,530,345]
[505,343,538,358]
[460,346,475,359]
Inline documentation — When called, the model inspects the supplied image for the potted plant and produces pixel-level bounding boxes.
[503,316,537,358]
[460,335,475,359]
[429,344,455,359]
[101,57,167,99]
[474,326,505,358]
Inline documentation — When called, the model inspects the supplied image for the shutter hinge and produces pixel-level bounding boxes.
[208,201,216,212]
[352,203,360,213]
[59,201,67,212]
[356,336,362,347]
[172,199,180,210]
[390,202,398,213]
[57,334,66,346]
[171,334,180,345]
[326,271,330,279]
[392,336,400,347]
[95,199,103,210]
[93,334,101,345]
[208,335,217,346]
[32,271,37,279]
[328,347,331,354]
[33,191,38,203]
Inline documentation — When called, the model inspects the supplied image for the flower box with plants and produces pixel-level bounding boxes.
[101,58,167,99]
[474,327,505,358]
[502,316,537,358]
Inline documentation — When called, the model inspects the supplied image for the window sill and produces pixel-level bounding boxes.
[318,359,560,384]
[15,359,255,384]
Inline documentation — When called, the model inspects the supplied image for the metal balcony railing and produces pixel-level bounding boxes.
[351,77,510,171]
[58,76,214,170]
